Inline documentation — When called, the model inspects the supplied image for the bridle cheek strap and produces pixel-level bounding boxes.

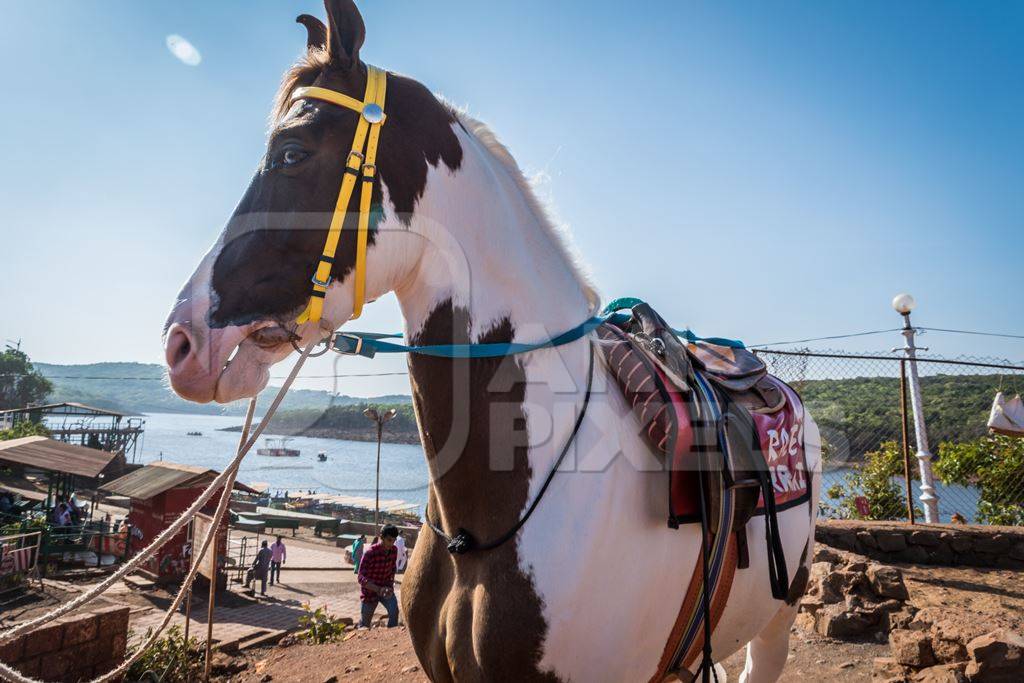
[292,66,387,325]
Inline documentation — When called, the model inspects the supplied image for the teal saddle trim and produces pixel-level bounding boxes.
[328,297,745,359]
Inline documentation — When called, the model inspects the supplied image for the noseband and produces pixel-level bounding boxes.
[292,65,388,325]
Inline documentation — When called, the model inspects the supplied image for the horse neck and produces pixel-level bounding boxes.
[393,122,595,543]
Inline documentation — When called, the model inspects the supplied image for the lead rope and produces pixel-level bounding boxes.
[425,341,595,554]
[0,341,321,683]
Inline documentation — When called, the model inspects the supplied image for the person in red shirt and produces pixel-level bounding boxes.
[357,525,400,628]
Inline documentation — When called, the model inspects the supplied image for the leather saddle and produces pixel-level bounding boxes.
[598,303,789,596]
[624,303,785,415]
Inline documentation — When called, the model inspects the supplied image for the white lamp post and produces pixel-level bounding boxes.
[892,294,940,523]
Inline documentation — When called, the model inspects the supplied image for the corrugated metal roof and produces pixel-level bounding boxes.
[0,436,117,478]
[101,461,256,500]
[0,402,134,417]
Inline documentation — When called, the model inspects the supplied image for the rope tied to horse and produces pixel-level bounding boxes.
[0,342,320,683]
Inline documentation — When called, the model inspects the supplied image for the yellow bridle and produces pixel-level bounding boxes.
[292,65,388,325]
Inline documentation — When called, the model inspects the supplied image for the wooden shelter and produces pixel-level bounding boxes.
[0,436,119,509]
[0,402,144,462]
[101,462,256,585]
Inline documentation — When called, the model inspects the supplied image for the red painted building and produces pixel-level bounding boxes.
[101,461,255,583]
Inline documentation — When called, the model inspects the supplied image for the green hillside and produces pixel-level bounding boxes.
[797,373,1003,461]
[225,402,422,444]
[35,362,410,416]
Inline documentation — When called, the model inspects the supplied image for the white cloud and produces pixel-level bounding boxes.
[166,34,202,67]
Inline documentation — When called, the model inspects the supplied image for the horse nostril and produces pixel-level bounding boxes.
[177,336,191,363]
[166,325,195,370]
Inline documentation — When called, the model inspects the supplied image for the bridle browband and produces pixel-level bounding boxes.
[291,65,388,326]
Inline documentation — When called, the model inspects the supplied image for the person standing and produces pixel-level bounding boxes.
[269,536,286,585]
[252,540,273,596]
[357,526,399,628]
[395,532,408,572]
[351,534,366,574]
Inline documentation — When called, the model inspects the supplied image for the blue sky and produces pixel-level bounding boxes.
[1,1,1021,396]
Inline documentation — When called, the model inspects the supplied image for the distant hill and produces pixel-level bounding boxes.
[797,373,1002,461]
[35,362,411,416]
[221,402,422,444]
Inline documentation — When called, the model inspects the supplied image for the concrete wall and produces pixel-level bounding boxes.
[816,519,1024,569]
[0,605,129,682]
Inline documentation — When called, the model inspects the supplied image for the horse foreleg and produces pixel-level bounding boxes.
[737,601,798,683]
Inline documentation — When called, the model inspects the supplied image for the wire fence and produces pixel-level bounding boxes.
[754,348,1024,526]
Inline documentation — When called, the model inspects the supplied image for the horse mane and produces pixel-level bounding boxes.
[270,52,600,311]
[270,48,331,125]
[449,108,601,312]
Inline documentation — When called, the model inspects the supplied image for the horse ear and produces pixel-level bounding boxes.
[296,14,328,51]
[323,0,365,70]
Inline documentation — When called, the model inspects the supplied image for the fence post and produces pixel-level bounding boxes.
[899,360,916,524]
[893,294,940,523]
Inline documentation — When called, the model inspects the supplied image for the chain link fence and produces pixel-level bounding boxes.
[754,348,1024,526]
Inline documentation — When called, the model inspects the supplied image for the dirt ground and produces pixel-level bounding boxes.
[224,561,1024,682]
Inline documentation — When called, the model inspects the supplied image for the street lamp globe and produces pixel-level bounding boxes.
[892,293,916,315]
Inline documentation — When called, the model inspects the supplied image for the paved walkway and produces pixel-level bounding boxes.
[228,531,348,569]
[129,568,405,648]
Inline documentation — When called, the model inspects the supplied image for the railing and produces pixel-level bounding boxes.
[754,348,1024,525]
[0,531,42,601]
[226,533,251,584]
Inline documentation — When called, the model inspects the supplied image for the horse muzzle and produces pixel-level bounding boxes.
[164,319,283,403]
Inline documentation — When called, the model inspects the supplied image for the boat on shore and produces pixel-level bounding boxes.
[256,437,300,457]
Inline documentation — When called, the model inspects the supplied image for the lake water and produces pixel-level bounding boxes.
[136,412,430,514]
[134,413,983,524]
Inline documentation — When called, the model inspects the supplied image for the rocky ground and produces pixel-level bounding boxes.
[212,544,1024,683]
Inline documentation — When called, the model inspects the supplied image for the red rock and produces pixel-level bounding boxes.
[0,635,24,663]
[61,615,97,646]
[910,662,968,682]
[965,629,1024,680]
[22,622,63,657]
[891,629,936,668]
[873,656,909,681]
[868,565,910,600]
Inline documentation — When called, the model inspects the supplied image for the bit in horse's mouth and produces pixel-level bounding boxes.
[248,324,300,349]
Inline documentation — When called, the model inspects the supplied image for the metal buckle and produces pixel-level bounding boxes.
[346,150,365,166]
[331,333,374,358]
[311,273,332,288]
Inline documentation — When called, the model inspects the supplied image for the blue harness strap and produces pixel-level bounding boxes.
[329,298,746,359]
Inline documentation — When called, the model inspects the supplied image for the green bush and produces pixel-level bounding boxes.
[297,603,349,644]
[0,420,50,441]
[126,626,204,682]
[825,441,912,521]
[935,435,1024,526]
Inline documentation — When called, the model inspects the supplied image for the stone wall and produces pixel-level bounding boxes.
[816,519,1024,569]
[0,605,129,682]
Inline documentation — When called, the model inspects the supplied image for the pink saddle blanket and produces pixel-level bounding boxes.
[666,373,810,522]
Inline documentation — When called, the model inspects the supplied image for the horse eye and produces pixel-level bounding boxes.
[282,149,308,166]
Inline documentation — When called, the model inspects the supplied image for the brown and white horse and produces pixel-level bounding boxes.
[164,2,821,680]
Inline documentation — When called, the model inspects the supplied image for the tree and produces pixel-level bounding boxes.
[0,420,50,441]
[935,435,1024,526]
[0,348,52,410]
[825,441,912,521]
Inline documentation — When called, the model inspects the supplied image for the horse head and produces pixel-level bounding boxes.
[163,0,461,403]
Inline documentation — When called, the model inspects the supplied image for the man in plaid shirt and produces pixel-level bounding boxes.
[357,524,400,627]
